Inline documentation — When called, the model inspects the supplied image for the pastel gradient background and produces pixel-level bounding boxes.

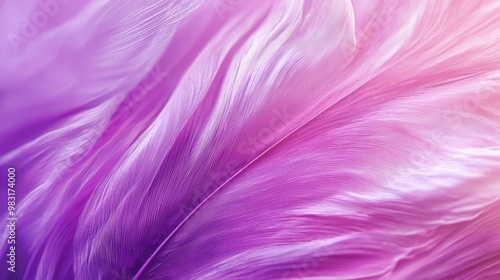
[1,0,500,279]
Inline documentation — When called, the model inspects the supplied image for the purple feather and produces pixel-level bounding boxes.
[1,0,500,279]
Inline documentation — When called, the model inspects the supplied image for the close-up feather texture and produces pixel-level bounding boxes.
[1,0,500,279]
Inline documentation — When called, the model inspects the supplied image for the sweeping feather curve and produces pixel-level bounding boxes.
[1,0,500,279]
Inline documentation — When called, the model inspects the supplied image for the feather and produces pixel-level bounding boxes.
[1,0,500,279]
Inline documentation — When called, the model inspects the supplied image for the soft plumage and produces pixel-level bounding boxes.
[1,0,500,279]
